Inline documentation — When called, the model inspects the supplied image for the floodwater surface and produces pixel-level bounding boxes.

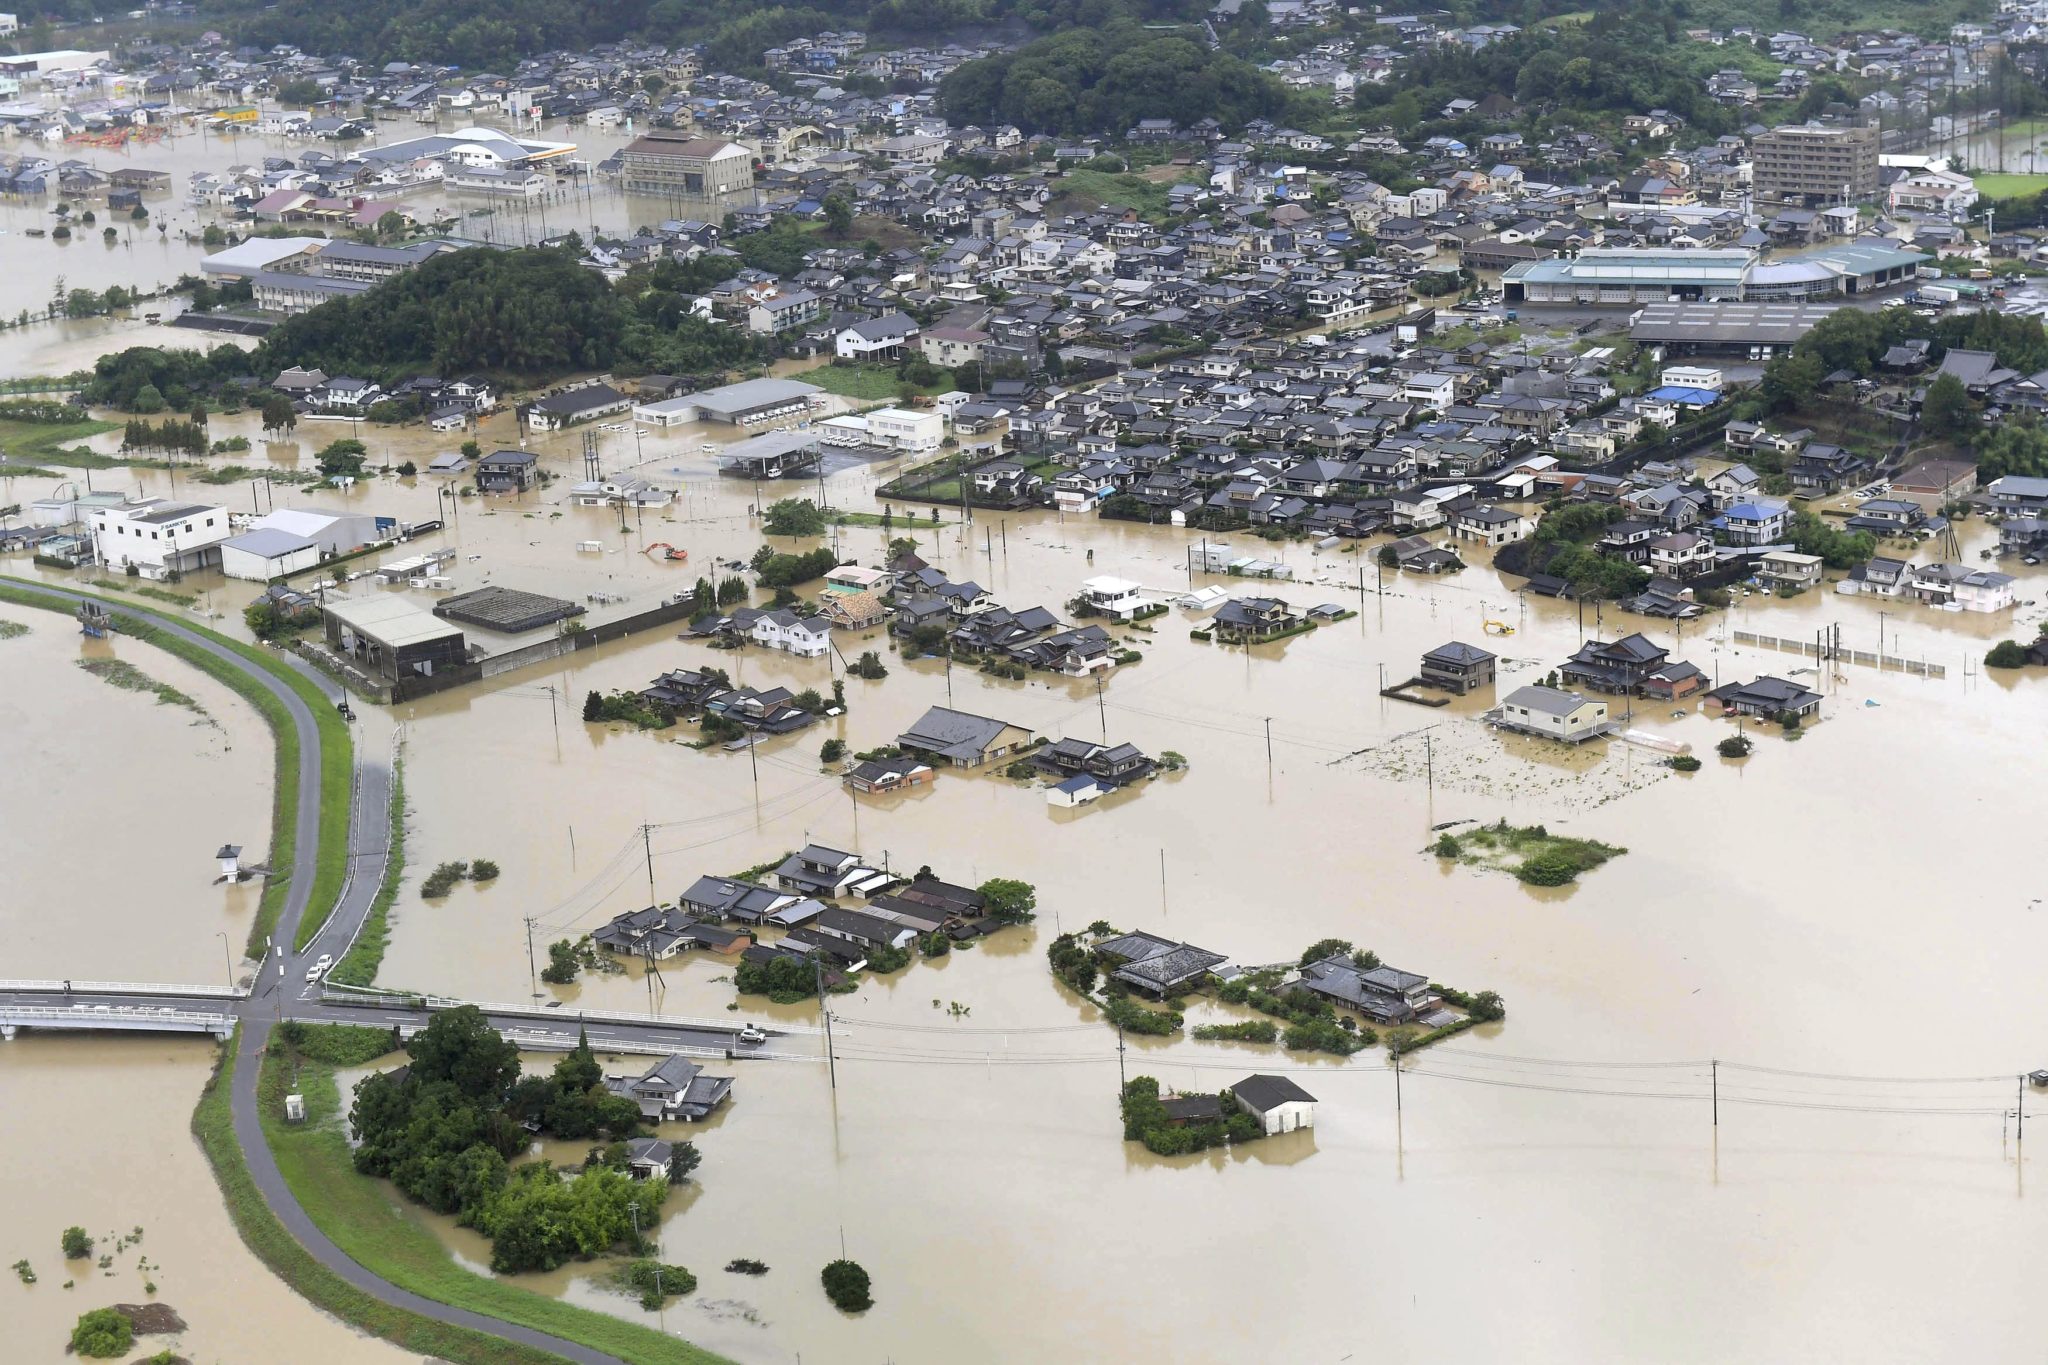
[3,360,2048,1362]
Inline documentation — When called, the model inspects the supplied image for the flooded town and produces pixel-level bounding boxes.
[6,2,2048,1363]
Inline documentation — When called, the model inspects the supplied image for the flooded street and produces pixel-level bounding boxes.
[5,378,2048,1358]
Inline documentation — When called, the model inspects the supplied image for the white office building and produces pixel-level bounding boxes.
[88,499,230,578]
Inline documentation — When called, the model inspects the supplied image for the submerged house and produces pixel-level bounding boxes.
[605,1054,734,1123]
[1094,930,1231,997]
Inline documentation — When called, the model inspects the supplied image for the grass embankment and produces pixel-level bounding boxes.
[329,752,404,988]
[1434,820,1625,886]
[0,578,351,956]
[795,361,956,401]
[255,1033,731,1365]
[190,1030,577,1365]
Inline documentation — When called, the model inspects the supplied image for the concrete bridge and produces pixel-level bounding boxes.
[0,979,818,1061]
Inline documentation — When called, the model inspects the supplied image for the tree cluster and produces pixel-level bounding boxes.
[939,21,1291,136]
[350,1009,667,1273]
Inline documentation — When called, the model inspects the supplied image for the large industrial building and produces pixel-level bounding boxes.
[1504,240,1925,307]
[616,133,755,198]
[634,377,820,427]
[1627,301,1838,358]
[1751,122,1880,205]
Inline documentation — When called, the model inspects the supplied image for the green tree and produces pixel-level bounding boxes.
[1986,639,2029,668]
[60,1227,92,1259]
[259,394,297,435]
[977,877,1037,924]
[821,1258,873,1311]
[762,497,828,537]
[131,383,166,414]
[541,939,581,984]
[404,1005,522,1103]
[1759,352,1823,413]
[69,1308,133,1359]
[315,437,369,480]
[822,192,854,237]
[1921,372,1974,438]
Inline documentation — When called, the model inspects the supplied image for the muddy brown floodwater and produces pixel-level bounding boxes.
[6,369,2048,1361]
[0,1036,409,1365]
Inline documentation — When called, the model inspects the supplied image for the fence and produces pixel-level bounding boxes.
[1732,630,1946,678]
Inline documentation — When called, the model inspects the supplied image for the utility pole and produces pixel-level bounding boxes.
[1116,1019,1127,1094]
[1711,1059,1718,1127]
[814,955,837,1090]
[1393,1049,1402,1115]
[641,823,656,901]
[1263,716,1273,779]
[544,684,560,746]
[2020,1075,2026,1147]
[1424,729,1434,797]
[523,915,540,998]
[1094,672,1107,742]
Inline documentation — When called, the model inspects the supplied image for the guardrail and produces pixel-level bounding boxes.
[318,986,822,1037]
[0,1005,235,1033]
[0,979,247,1000]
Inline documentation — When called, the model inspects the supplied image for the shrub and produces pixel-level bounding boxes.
[419,861,470,898]
[60,1227,92,1259]
[820,738,847,764]
[1987,639,2029,669]
[1716,735,1753,759]
[851,650,888,679]
[470,859,500,881]
[1432,833,1460,858]
[1778,711,1801,732]
[70,1308,133,1358]
[1668,754,1702,772]
[726,1258,770,1275]
[1514,848,1587,886]
[821,1258,872,1311]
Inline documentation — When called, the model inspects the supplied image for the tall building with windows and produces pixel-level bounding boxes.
[1751,122,1879,205]
[616,134,755,198]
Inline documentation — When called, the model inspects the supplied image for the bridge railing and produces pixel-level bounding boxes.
[0,979,246,1000]
[319,985,823,1037]
[1,1005,234,1027]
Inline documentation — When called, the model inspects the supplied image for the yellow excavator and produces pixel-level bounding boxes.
[1484,619,1515,636]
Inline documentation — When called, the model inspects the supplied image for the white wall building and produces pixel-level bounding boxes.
[1079,576,1147,620]
[88,499,230,577]
[867,407,944,453]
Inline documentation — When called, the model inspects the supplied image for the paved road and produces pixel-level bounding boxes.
[1,581,629,1365]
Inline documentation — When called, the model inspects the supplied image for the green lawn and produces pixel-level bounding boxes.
[1973,172,2048,201]
[257,1043,731,1365]
[794,362,955,401]
[190,1032,579,1365]
[0,578,352,956]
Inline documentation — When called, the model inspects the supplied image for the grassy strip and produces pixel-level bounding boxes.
[190,1031,577,1365]
[330,753,404,987]
[0,579,351,956]
[282,1021,402,1066]
[257,1047,732,1365]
